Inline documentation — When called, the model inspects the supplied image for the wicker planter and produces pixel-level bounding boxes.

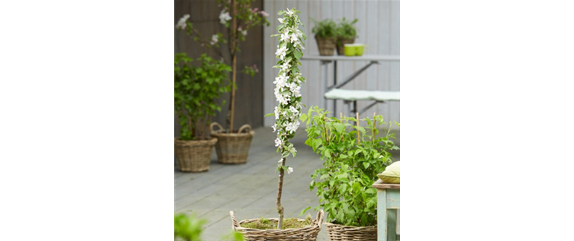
[174,137,217,172]
[324,222,377,241]
[336,38,355,55]
[315,36,336,56]
[210,122,254,164]
[230,210,324,241]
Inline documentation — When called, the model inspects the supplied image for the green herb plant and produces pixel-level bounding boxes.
[335,17,358,48]
[311,18,337,38]
[174,53,232,140]
[300,106,399,227]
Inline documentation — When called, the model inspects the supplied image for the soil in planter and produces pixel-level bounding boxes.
[240,216,313,230]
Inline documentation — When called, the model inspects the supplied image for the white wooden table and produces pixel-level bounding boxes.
[301,55,400,116]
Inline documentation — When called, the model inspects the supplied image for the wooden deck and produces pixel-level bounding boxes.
[174,126,399,241]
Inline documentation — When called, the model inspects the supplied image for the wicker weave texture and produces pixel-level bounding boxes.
[315,36,336,56]
[174,137,217,172]
[230,210,324,241]
[324,222,377,241]
[210,123,254,164]
[336,38,355,55]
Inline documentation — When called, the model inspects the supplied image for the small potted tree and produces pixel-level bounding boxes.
[229,8,324,240]
[311,18,337,56]
[300,106,399,240]
[174,53,231,172]
[176,0,270,165]
[335,18,359,55]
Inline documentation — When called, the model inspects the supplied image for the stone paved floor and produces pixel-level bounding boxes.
[174,126,399,241]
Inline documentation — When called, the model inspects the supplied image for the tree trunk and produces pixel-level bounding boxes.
[276,157,286,229]
[228,0,237,133]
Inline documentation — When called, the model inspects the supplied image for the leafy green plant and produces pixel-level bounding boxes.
[335,17,358,40]
[176,0,270,132]
[311,18,337,38]
[174,213,244,241]
[300,106,399,227]
[174,53,232,140]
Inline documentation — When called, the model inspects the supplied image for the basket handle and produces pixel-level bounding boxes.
[210,122,225,133]
[230,211,239,229]
[238,124,252,134]
[315,209,325,226]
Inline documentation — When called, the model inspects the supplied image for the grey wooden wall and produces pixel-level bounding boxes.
[175,0,265,133]
[263,0,400,126]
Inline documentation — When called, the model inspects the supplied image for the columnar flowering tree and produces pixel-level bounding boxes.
[270,8,306,230]
[176,0,270,132]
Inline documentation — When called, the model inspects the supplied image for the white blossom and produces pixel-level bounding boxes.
[238,27,247,36]
[275,138,283,147]
[287,167,293,174]
[260,11,269,17]
[280,32,290,43]
[176,14,190,29]
[280,62,290,72]
[219,10,231,24]
[278,18,284,23]
[275,45,287,60]
[285,8,294,16]
[210,34,218,45]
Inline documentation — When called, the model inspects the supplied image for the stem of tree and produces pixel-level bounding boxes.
[276,157,286,229]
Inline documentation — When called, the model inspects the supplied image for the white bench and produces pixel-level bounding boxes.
[324,88,400,116]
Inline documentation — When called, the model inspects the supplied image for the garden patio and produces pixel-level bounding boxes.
[174,126,400,241]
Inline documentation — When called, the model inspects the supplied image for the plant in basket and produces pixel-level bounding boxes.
[176,0,270,164]
[229,8,325,240]
[174,53,231,172]
[300,106,400,241]
[311,18,337,56]
[335,18,358,55]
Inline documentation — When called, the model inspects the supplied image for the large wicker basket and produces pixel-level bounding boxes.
[231,210,324,241]
[324,222,377,241]
[315,36,336,56]
[210,122,254,164]
[174,137,217,172]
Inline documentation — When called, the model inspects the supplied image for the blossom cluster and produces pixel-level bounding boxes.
[271,8,306,174]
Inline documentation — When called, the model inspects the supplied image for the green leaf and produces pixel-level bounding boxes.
[299,206,311,217]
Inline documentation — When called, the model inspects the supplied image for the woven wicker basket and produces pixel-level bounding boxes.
[231,210,324,241]
[324,222,377,241]
[210,122,254,164]
[315,36,336,56]
[336,38,355,55]
[174,137,217,172]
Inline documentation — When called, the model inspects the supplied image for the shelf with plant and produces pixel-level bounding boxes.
[229,8,324,240]
[174,53,231,172]
[311,18,337,56]
[335,18,358,55]
[300,106,400,240]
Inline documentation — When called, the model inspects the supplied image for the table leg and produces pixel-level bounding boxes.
[377,189,388,241]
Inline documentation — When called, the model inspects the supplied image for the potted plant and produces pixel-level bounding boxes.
[176,0,270,164]
[300,107,400,240]
[229,8,324,240]
[174,53,231,172]
[311,18,337,56]
[335,18,359,55]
